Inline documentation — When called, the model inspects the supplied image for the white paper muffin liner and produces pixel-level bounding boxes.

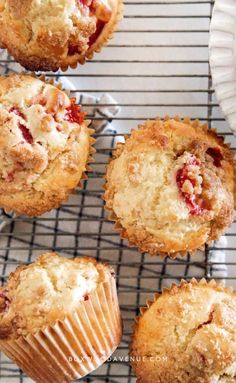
[209,0,236,134]
[0,277,122,383]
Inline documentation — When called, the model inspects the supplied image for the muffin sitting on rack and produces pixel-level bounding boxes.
[0,73,94,217]
[0,0,123,71]
[130,279,236,383]
[0,252,122,383]
[104,117,235,257]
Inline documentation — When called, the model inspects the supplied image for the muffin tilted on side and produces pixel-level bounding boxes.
[0,74,94,216]
[0,253,122,383]
[130,279,236,383]
[104,117,235,257]
[0,0,123,71]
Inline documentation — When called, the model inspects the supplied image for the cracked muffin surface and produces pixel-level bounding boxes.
[0,73,92,216]
[130,280,236,383]
[0,0,122,71]
[0,252,114,338]
[104,118,235,257]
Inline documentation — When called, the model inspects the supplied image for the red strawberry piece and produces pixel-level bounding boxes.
[176,156,204,216]
[65,98,86,124]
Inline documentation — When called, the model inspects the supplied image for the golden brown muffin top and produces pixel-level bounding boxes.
[0,253,114,339]
[0,74,87,195]
[104,118,235,256]
[130,280,236,383]
[0,0,114,71]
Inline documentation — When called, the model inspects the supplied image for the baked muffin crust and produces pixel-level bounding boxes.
[0,74,93,216]
[0,0,123,71]
[0,253,114,339]
[130,279,236,383]
[104,118,235,257]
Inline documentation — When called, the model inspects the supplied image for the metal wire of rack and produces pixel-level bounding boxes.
[0,0,236,382]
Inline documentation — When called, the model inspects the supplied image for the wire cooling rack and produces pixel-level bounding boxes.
[0,0,236,382]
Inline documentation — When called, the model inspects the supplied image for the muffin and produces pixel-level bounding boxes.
[0,73,94,217]
[0,0,123,71]
[130,279,236,383]
[104,117,235,257]
[0,252,122,383]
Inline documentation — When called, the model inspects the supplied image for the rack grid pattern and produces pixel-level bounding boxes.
[0,0,236,382]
